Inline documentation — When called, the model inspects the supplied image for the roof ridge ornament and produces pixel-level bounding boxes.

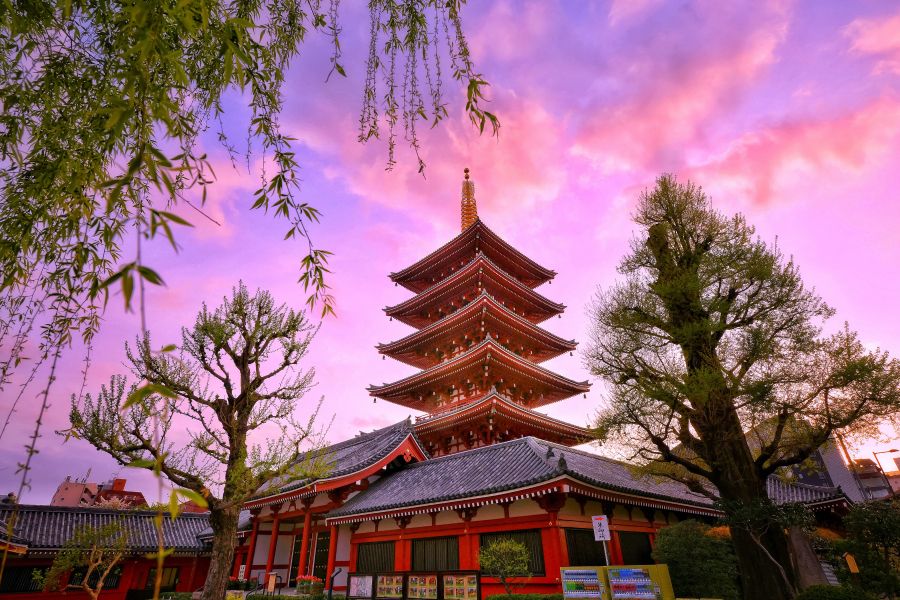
[461,168,478,231]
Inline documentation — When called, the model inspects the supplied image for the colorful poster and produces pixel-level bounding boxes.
[376,574,404,598]
[442,574,477,600]
[561,568,606,599]
[408,574,438,599]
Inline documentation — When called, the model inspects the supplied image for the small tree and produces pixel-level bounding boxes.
[838,500,900,599]
[479,538,531,595]
[585,175,900,600]
[69,283,327,600]
[37,521,128,600]
[652,520,740,600]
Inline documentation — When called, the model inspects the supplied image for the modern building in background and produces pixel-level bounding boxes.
[51,477,147,509]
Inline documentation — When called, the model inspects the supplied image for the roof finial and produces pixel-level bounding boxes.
[461,167,478,230]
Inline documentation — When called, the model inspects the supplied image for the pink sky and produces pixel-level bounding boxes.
[3,0,900,502]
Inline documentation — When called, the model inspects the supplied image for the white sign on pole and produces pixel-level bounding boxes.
[591,515,610,542]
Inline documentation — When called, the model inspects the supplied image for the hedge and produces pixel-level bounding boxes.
[794,585,873,600]
[160,594,193,600]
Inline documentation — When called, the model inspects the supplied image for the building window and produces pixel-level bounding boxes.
[0,567,47,593]
[565,529,608,566]
[356,541,396,573]
[145,567,180,591]
[617,531,653,565]
[69,565,123,589]
[411,536,459,571]
[479,530,545,576]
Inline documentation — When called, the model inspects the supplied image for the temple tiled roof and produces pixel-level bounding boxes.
[328,437,715,519]
[0,505,210,552]
[766,477,846,506]
[252,419,427,499]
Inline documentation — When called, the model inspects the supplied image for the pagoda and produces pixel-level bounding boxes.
[370,169,591,456]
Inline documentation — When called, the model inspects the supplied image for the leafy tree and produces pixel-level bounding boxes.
[69,283,328,600]
[651,520,740,600]
[479,538,531,595]
[0,0,497,517]
[36,521,128,600]
[585,175,900,600]
[838,500,900,599]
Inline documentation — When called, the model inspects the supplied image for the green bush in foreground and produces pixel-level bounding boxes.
[246,594,326,600]
[793,584,872,600]
[651,520,740,600]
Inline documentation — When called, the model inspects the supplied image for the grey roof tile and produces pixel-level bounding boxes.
[0,505,210,552]
[254,419,426,499]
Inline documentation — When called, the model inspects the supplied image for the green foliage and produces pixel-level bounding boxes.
[793,585,872,600]
[834,500,900,599]
[651,520,740,600]
[37,520,128,600]
[159,593,194,600]
[479,538,531,595]
[68,283,328,600]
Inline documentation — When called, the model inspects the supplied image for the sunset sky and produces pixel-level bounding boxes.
[3,0,900,502]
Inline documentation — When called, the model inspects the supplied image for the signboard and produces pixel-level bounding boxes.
[237,565,245,579]
[266,573,277,593]
[591,515,610,542]
[349,575,374,599]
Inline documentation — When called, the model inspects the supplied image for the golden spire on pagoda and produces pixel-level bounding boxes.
[461,168,478,230]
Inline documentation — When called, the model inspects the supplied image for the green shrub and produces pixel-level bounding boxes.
[793,584,872,600]
[486,594,563,600]
[160,594,193,600]
[651,520,740,600]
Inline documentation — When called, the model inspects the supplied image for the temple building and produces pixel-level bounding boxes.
[229,171,852,597]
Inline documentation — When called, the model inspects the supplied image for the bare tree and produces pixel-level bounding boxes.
[585,175,900,600]
[69,283,327,600]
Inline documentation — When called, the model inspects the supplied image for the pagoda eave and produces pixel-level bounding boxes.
[389,220,556,292]
[384,253,565,328]
[377,293,577,368]
[368,338,591,409]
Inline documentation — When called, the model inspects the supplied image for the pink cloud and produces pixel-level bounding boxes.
[685,96,900,205]
[845,9,900,75]
[572,2,790,173]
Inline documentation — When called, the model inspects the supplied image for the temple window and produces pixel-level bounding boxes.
[479,530,545,575]
[564,529,608,566]
[411,536,460,571]
[356,540,396,573]
[617,531,653,565]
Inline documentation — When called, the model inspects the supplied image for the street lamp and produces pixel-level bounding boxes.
[873,449,899,498]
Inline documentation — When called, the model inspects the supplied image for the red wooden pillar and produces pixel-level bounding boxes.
[298,508,314,576]
[244,516,260,578]
[325,525,339,590]
[265,510,282,583]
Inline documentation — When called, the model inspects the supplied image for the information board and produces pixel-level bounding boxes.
[561,568,607,599]
[348,574,374,599]
[591,515,611,542]
[442,574,478,600]
[376,574,405,598]
[407,574,439,599]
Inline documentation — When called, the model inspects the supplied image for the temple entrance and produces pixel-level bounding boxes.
[312,530,331,581]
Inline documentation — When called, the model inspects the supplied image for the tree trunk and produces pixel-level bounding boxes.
[709,434,796,600]
[201,505,240,600]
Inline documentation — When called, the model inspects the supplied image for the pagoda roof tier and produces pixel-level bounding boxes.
[385,253,564,328]
[368,336,590,409]
[390,220,556,292]
[378,292,576,368]
[414,391,592,446]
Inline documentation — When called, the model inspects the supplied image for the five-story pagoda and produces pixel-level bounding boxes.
[370,169,591,456]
